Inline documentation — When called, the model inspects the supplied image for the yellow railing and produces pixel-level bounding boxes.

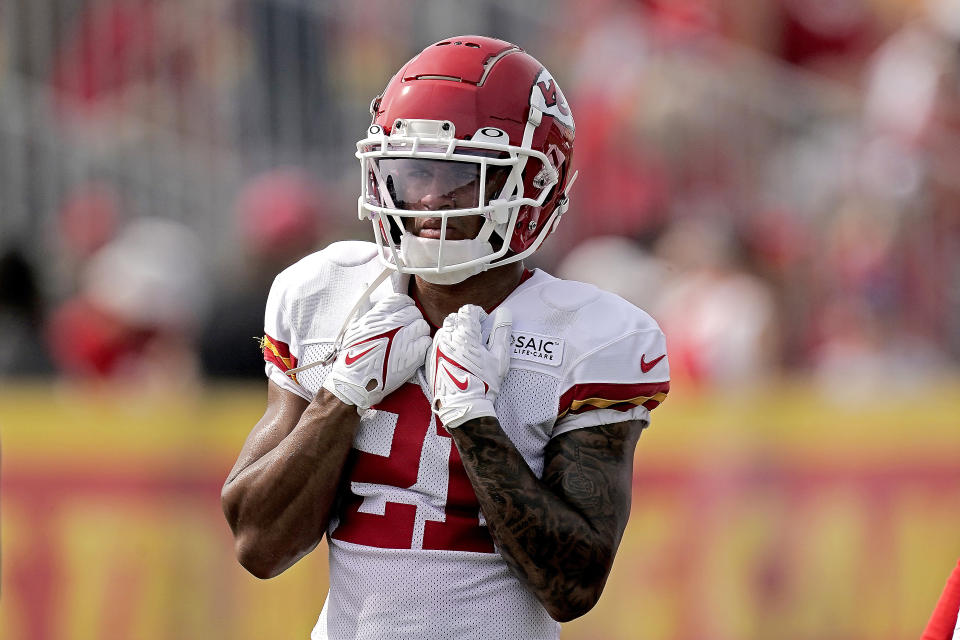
[1,381,958,639]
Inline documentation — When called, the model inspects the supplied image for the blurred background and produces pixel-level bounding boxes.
[1,0,959,638]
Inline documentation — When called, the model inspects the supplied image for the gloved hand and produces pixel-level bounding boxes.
[426,304,512,430]
[323,293,432,409]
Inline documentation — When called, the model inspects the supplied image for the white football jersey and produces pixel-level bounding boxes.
[261,241,669,640]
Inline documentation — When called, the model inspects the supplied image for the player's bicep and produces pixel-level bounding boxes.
[541,420,645,545]
[225,380,310,484]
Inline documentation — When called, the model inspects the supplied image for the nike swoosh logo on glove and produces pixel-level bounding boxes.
[442,363,470,391]
[435,348,489,393]
[640,353,665,373]
[344,345,377,366]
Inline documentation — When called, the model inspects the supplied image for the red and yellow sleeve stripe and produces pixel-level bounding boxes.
[558,381,670,419]
[261,334,298,382]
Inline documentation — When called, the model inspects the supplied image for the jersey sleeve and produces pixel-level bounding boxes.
[262,269,312,401]
[553,326,670,437]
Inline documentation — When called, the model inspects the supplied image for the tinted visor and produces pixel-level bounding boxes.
[372,157,511,211]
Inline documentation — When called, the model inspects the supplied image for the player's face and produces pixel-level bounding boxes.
[378,158,510,241]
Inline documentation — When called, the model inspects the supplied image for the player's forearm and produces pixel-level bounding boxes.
[450,417,617,622]
[221,390,359,578]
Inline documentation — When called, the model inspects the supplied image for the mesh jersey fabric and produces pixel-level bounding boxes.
[261,241,670,640]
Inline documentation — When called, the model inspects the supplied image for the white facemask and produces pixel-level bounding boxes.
[399,231,493,285]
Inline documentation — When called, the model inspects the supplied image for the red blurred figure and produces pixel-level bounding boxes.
[237,168,325,270]
[47,218,208,387]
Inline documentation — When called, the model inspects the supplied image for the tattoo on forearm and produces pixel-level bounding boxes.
[561,445,600,508]
[451,418,641,617]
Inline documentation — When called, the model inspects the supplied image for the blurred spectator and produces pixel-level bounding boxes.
[807,196,951,397]
[776,0,878,83]
[47,217,209,387]
[741,207,816,368]
[0,0,957,389]
[861,0,960,359]
[652,217,779,387]
[200,168,326,379]
[0,247,53,376]
[864,21,950,143]
[556,218,779,389]
[556,235,670,314]
[811,294,949,399]
[563,6,671,247]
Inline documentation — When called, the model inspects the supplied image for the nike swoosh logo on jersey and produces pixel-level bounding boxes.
[441,363,470,391]
[640,353,665,373]
[344,345,377,366]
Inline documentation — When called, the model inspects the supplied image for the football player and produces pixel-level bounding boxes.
[222,35,670,640]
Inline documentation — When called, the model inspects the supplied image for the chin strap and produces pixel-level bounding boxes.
[284,266,395,377]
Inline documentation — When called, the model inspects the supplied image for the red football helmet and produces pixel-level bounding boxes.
[357,35,577,283]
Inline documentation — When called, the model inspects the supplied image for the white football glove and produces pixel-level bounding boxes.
[322,293,432,409]
[426,304,512,430]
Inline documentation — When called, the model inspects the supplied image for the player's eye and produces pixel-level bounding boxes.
[445,166,479,189]
[404,167,433,181]
[452,165,476,180]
